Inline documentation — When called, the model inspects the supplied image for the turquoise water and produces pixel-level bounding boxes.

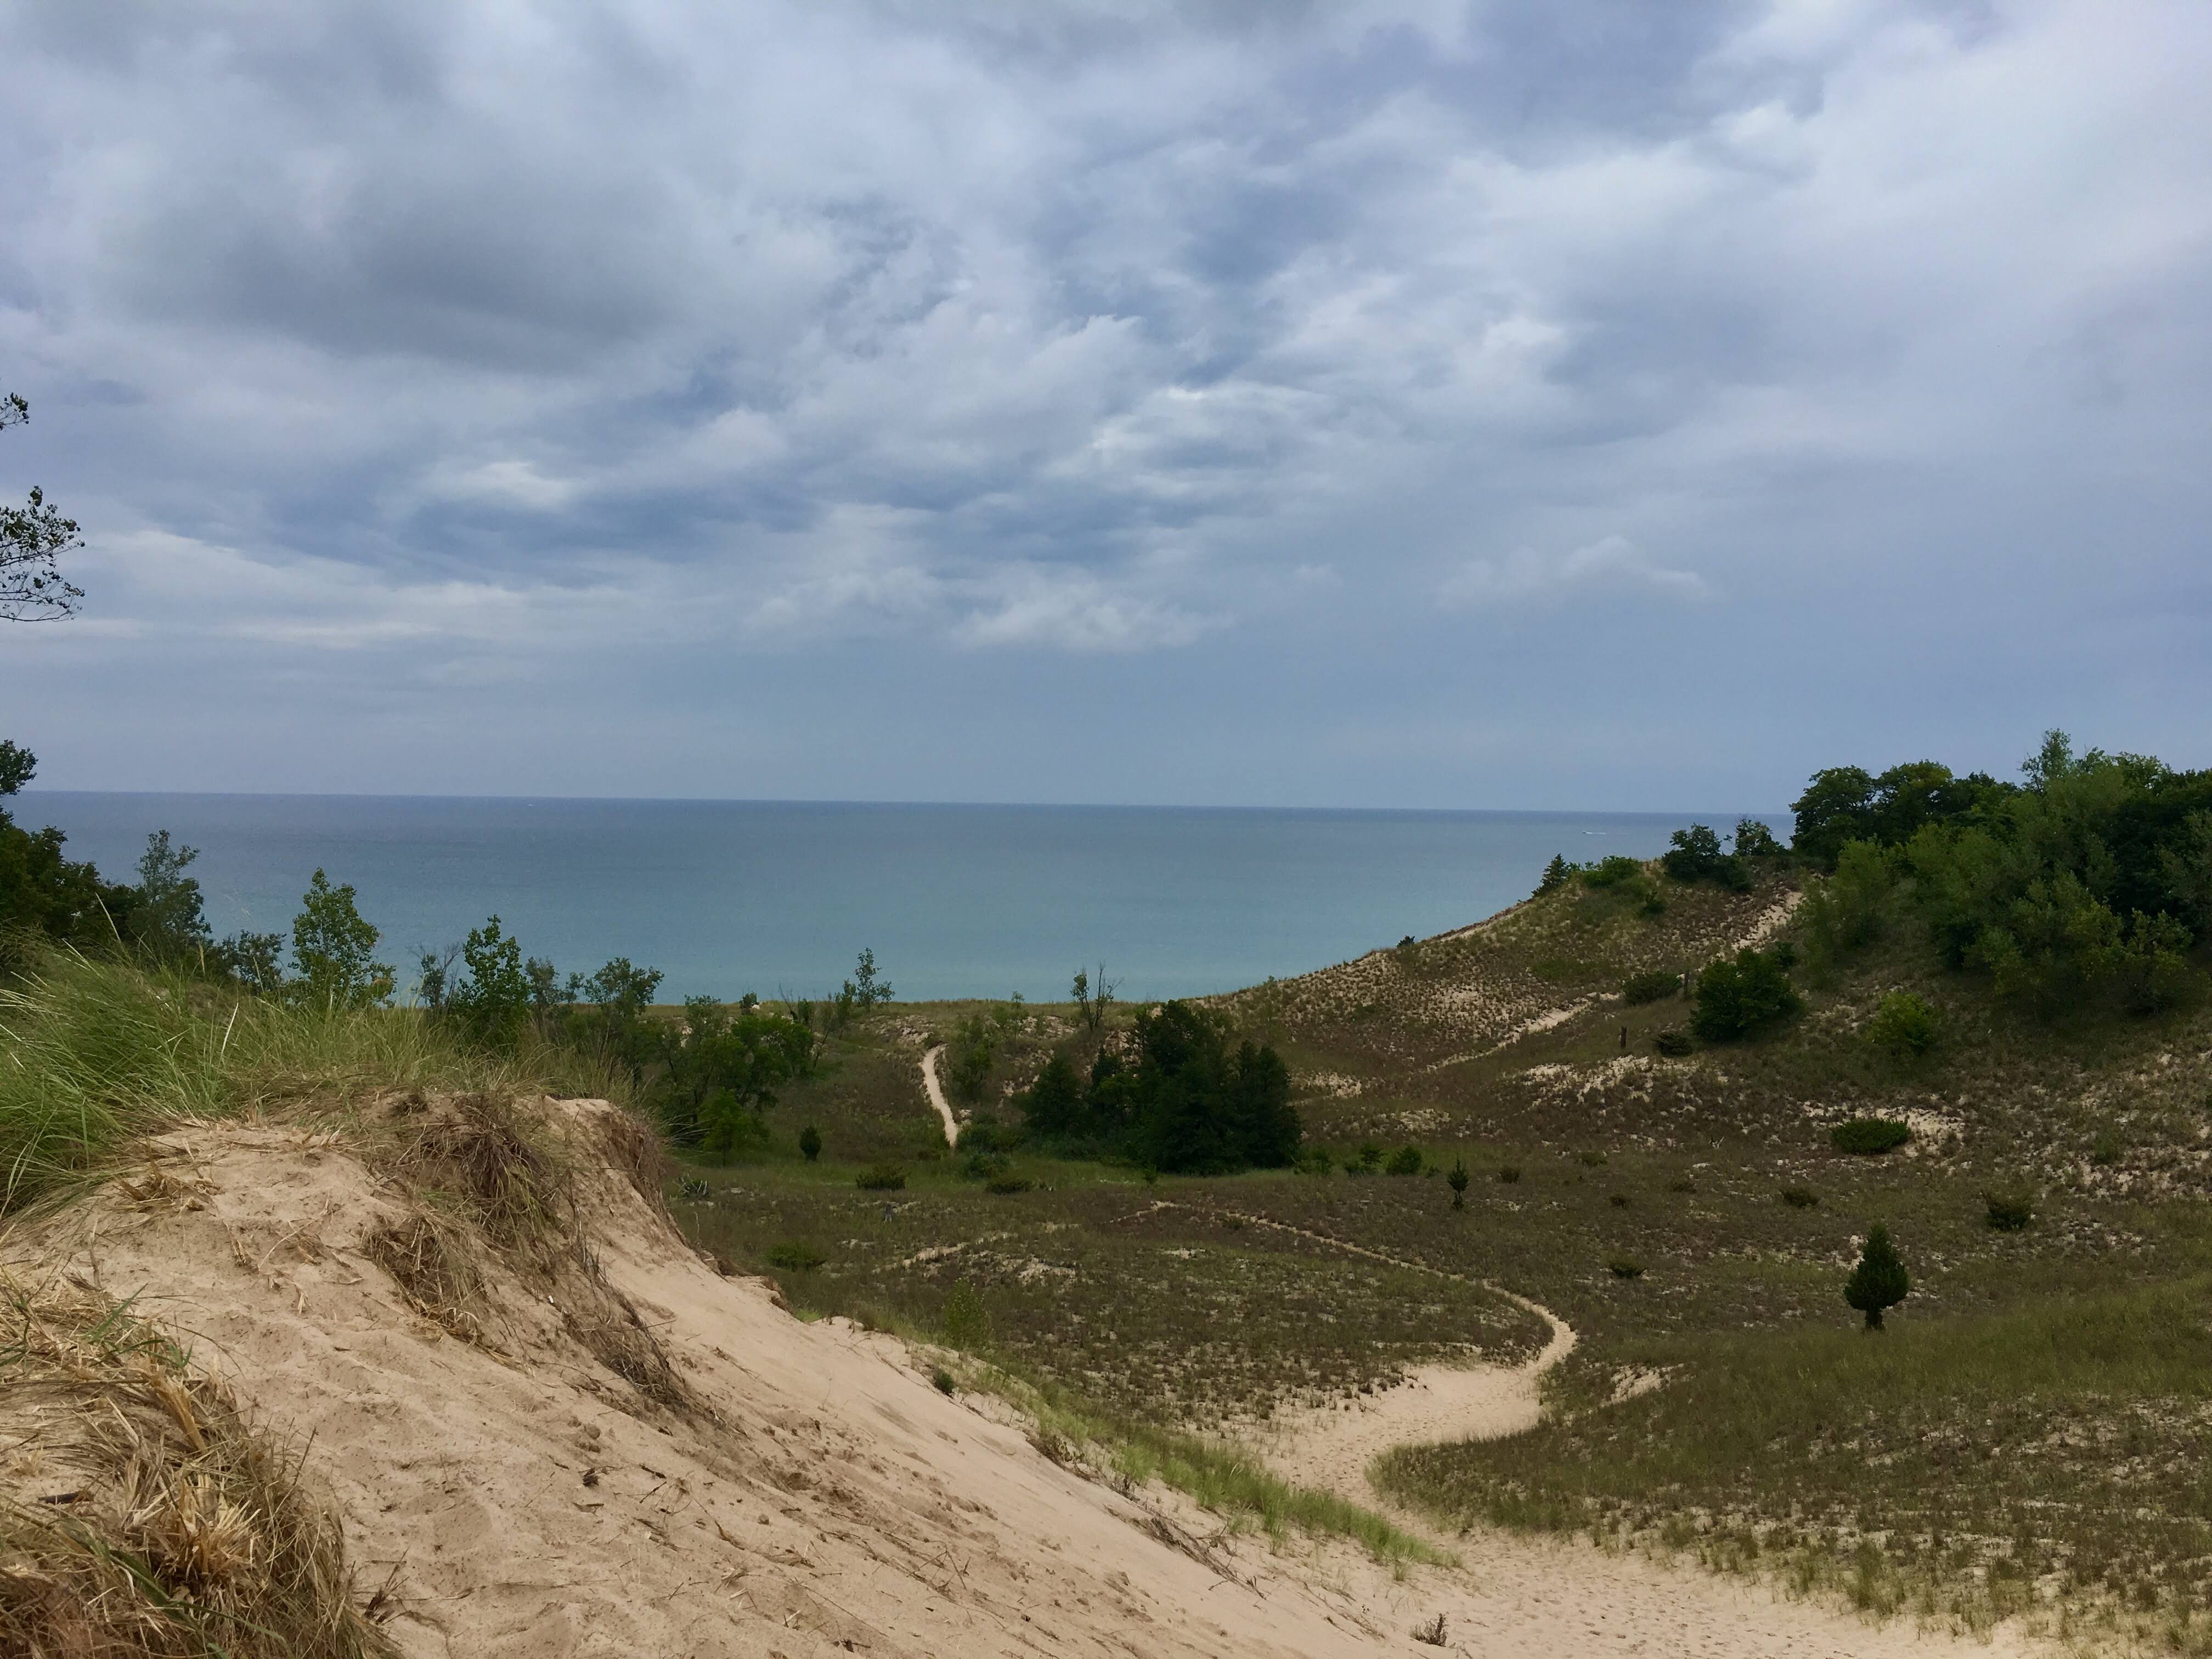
[22,794,1773,1002]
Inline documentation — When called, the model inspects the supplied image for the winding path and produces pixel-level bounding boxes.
[921,1044,960,1148]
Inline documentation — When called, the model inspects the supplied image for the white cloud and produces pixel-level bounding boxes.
[1440,536,1710,609]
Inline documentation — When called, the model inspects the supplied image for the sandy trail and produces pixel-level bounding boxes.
[1205,1206,2039,1657]
[921,1042,960,1147]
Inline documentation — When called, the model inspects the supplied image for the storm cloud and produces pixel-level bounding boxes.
[3,1,2207,807]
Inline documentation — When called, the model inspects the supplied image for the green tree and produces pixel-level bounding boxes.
[445,916,534,1046]
[1690,947,1801,1042]
[1,394,85,622]
[1447,1159,1470,1208]
[290,870,392,1010]
[847,948,893,1009]
[651,998,815,1147]
[1731,818,1784,859]
[1018,1051,1087,1140]
[128,831,212,964]
[1536,854,1572,896]
[946,1012,997,1103]
[1844,1224,1910,1330]
[0,740,133,946]
[798,1124,823,1163]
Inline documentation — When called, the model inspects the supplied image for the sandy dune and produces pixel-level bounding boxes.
[4,1106,2038,1658]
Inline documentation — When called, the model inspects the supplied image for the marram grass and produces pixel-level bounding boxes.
[0,941,617,1215]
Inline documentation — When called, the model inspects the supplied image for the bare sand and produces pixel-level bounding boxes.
[2,1107,2037,1658]
[922,1042,961,1147]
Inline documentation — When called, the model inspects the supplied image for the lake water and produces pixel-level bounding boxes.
[20,794,1775,1003]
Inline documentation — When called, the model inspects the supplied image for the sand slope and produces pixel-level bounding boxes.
[5,1104,2038,1658]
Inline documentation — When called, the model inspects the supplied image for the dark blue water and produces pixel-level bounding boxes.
[19,794,1772,1002]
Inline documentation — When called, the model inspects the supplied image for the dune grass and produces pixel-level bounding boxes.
[0,942,616,1215]
[1376,1275,2212,1640]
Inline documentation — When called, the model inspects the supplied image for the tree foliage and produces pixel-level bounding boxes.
[1844,1224,1911,1329]
[290,870,393,1010]
[1015,1001,1301,1174]
[1,394,84,622]
[1690,946,1802,1042]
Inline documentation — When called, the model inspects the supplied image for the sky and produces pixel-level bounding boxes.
[2,0,2207,811]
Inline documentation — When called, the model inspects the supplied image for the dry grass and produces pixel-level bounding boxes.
[0,1268,397,1658]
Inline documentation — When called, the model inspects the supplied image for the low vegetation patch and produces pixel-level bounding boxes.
[1830,1118,1912,1156]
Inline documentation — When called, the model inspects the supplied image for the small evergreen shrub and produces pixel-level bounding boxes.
[1496,1165,1521,1184]
[1622,969,1681,1005]
[798,1124,822,1163]
[932,1366,957,1395]
[1844,1224,1911,1329]
[1609,1192,1629,1208]
[1386,1145,1424,1176]
[1831,1118,1912,1156]
[1668,1177,1697,1194]
[1579,1149,1607,1166]
[1652,1028,1694,1057]
[1985,1192,2035,1231]
[1293,1146,1335,1176]
[2091,1128,2123,1166]
[1447,1160,1470,1207]
[984,1173,1032,1194]
[764,1242,825,1271]
[856,1164,907,1191]
[1348,1143,1384,1175]
[1781,1185,1819,1209]
[1608,1257,1645,1279]
[1865,991,1941,1059]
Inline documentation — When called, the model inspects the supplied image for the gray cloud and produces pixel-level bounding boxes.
[2,0,2208,805]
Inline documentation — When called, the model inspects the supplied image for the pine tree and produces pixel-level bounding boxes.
[1536,854,1572,896]
[1447,1160,1470,1209]
[1844,1224,1910,1330]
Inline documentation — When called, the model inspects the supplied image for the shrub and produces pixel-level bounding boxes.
[1386,1145,1423,1176]
[1293,1145,1335,1176]
[2091,1128,2122,1166]
[1831,1118,1912,1156]
[1447,1160,1470,1207]
[764,1242,825,1271]
[1780,1185,1819,1209]
[942,1280,991,1350]
[1691,947,1802,1042]
[1844,1224,1911,1329]
[1608,1192,1629,1208]
[1622,970,1680,1005]
[1985,1192,2035,1231]
[1608,1258,1645,1279]
[856,1164,907,1191]
[1865,991,1940,1059]
[1350,1143,1384,1175]
[1651,1028,1694,1057]
[932,1365,956,1395]
[1579,1149,1607,1166]
[1496,1165,1521,1184]
[798,1124,822,1162]
[984,1173,1033,1194]
[1668,1177,1696,1194]
[1583,855,1646,889]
